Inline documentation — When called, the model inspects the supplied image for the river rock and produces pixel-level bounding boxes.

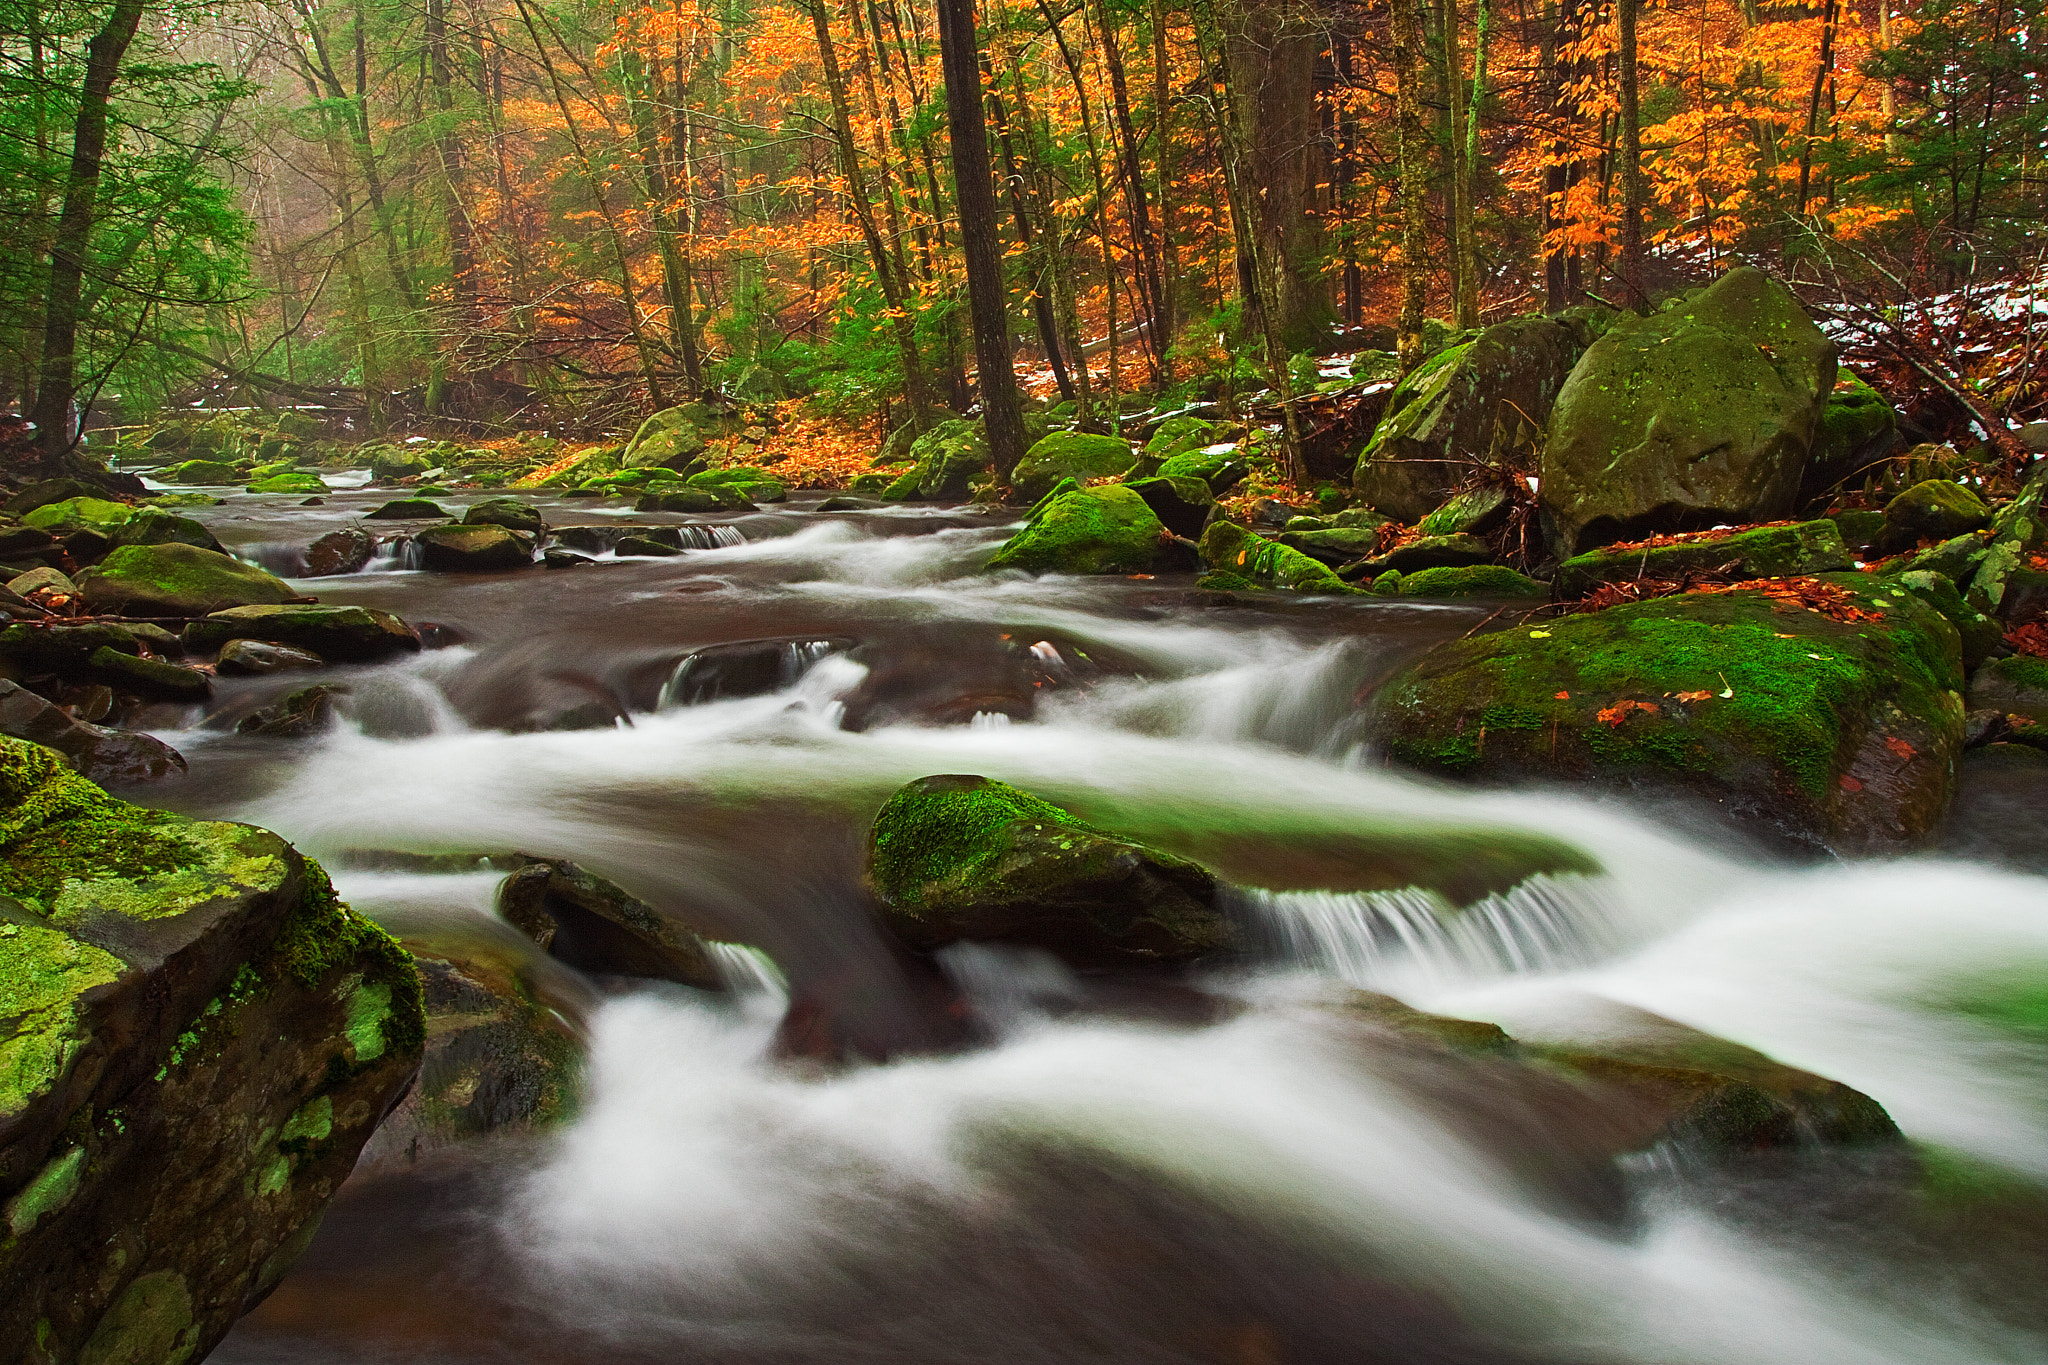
[303,526,375,576]
[1011,430,1136,503]
[1890,570,2004,672]
[637,484,749,513]
[0,680,185,784]
[21,497,131,537]
[1539,268,1838,554]
[1277,526,1385,567]
[867,774,1230,967]
[1375,578,1965,853]
[7,568,75,600]
[1341,533,1495,579]
[1804,371,1898,501]
[87,646,211,702]
[1122,475,1215,539]
[185,604,420,663]
[462,497,546,534]
[5,478,106,518]
[413,523,534,573]
[496,857,721,988]
[620,406,708,471]
[0,738,424,1365]
[1155,447,1248,494]
[988,485,1166,576]
[1197,521,1356,592]
[0,523,59,568]
[1870,478,1992,557]
[216,639,325,676]
[1969,654,2048,721]
[108,506,225,556]
[236,684,340,737]
[882,420,990,501]
[364,498,449,520]
[0,624,156,679]
[76,543,300,616]
[689,467,786,503]
[160,458,243,484]
[246,471,328,496]
[1368,565,1550,598]
[1355,315,1586,522]
[1551,519,1853,597]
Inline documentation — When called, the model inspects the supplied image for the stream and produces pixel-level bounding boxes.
[116,481,2048,1364]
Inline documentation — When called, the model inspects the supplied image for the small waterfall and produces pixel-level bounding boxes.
[677,524,746,550]
[364,536,425,572]
[237,541,307,576]
[657,638,846,709]
[1240,873,1620,988]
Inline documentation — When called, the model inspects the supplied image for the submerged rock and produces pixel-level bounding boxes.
[1376,579,1966,853]
[867,774,1230,968]
[988,485,1166,576]
[0,738,424,1365]
[76,543,300,616]
[496,857,721,989]
[1539,268,1837,554]
[184,604,419,663]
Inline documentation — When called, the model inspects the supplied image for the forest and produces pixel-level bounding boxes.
[3,0,2044,472]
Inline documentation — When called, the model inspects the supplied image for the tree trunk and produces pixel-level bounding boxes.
[1150,0,1179,369]
[1392,0,1430,369]
[1094,0,1166,379]
[934,0,1026,478]
[1616,0,1648,312]
[30,0,148,465]
[1443,0,1478,327]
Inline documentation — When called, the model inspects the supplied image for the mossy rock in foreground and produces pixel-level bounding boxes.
[0,736,423,1365]
[75,543,300,617]
[987,485,1165,576]
[1375,579,1966,853]
[867,774,1230,967]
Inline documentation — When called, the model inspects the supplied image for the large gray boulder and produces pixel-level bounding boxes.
[1353,315,1587,523]
[0,738,423,1364]
[1539,268,1838,555]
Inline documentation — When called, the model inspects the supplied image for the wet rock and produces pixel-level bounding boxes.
[107,506,225,556]
[613,534,681,557]
[0,738,423,1365]
[86,646,210,702]
[688,467,787,503]
[160,458,244,484]
[1417,484,1511,538]
[637,484,748,513]
[1009,430,1134,504]
[0,523,59,566]
[5,478,107,517]
[0,623,153,677]
[496,857,721,988]
[364,498,450,520]
[462,497,546,534]
[1277,526,1385,567]
[1356,314,1586,522]
[1154,447,1247,494]
[1122,475,1215,539]
[246,470,328,496]
[620,405,707,471]
[1197,521,1357,593]
[867,774,1230,968]
[216,639,325,676]
[541,549,593,569]
[664,636,853,706]
[0,680,185,784]
[235,684,340,737]
[1889,570,2003,672]
[1968,654,2048,721]
[76,543,301,616]
[1551,519,1852,597]
[1804,371,1899,501]
[303,526,375,577]
[1540,268,1838,554]
[413,523,534,573]
[1369,565,1550,598]
[881,420,991,501]
[988,485,1167,576]
[184,604,420,663]
[7,567,75,599]
[816,495,887,511]
[1870,478,1991,557]
[1376,578,1966,854]
[1341,533,1494,578]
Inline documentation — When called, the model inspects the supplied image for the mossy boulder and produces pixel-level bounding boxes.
[366,447,433,480]
[867,774,1229,967]
[21,498,132,535]
[620,406,708,471]
[636,484,749,513]
[107,507,225,557]
[1143,417,1223,461]
[246,471,328,496]
[160,460,244,485]
[1341,533,1494,578]
[76,544,300,617]
[1417,484,1511,538]
[86,646,211,702]
[1889,570,2003,672]
[1375,579,1965,853]
[363,498,449,521]
[1805,371,1898,501]
[0,738,423,1365]
[412,523,534,573]
[1870,478,1992,557]
[1277,526,1386,567]
[183,604,420,663]
[1155,447,1248,494]
[462,497,546,534]
[7,479,108,518]
[1198,521,1358,592]
[1969,654,2048,722]
[874,420,990,502]
[1370,565,1550,598]
[1539,267,1838,554]
[1121,475,1215,539]
[687,467,787,503]
[1552,519,1852,597]
[1012,430,1137,503]
[1355,315,1586,522]
[987,485,1166,576]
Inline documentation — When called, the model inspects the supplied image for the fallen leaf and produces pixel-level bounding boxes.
[1554,691,1571,700]
[1528,629,1552,638]
[1596,699,1661,727]
[1840,775,1864,792]
[1885,737,1917,759]
[1676,690,1713,702]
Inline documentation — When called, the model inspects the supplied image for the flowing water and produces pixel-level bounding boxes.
[116,481,2048,1364]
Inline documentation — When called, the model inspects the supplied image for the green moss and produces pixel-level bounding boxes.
[870,777,1089,911]
[1988,654,2048,694]
[278,1094,333,1149]
[76,543,297,615]
[1392,565,1550,598]
[1199,521,1359,593]
[1012,430,1135,501]
[276,860,425,1061]
[987,486,1164,575]
[78,1269,196,1365]
[342,981,392,1062]
[21,497,133,532]
[3,1144,85,1235]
